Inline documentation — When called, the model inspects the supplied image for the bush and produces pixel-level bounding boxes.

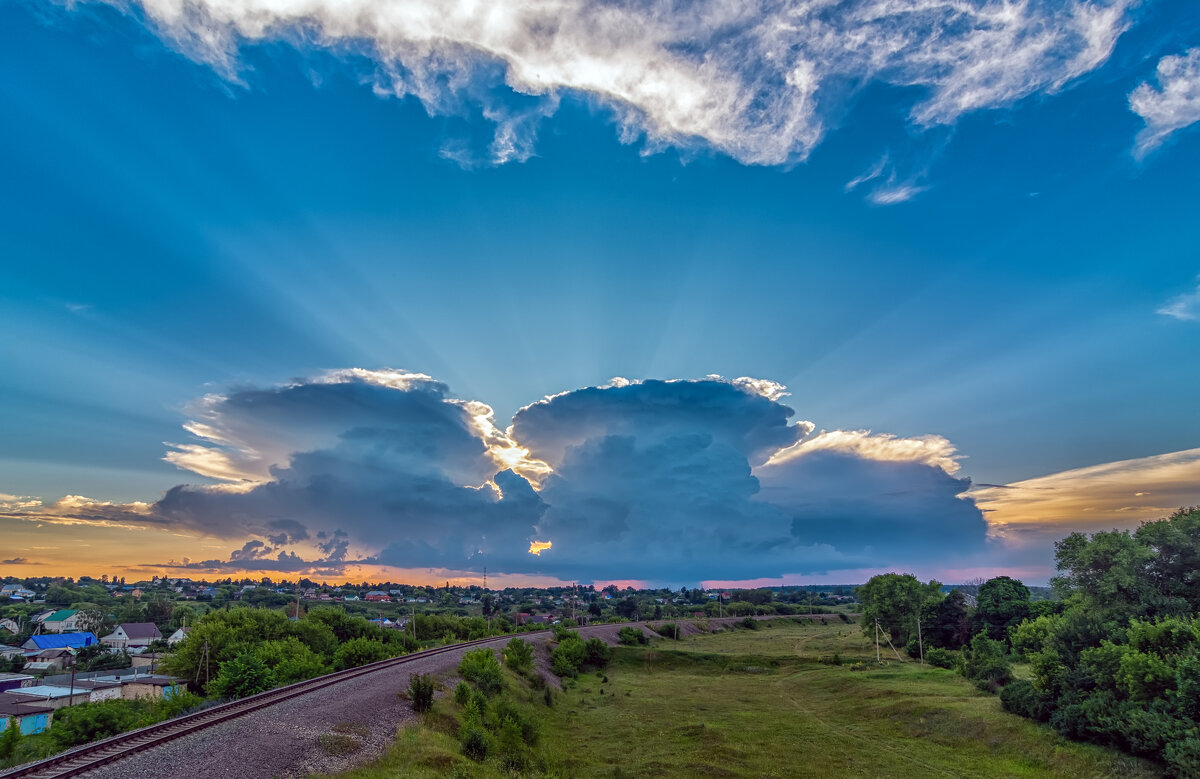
[460,725,489,761]
[740,616,759,630]
[550,635,586,677]
[962,632,1013,693]
[408,673,435,713]
[454,680,471,705]
[210,652,276,700]
[332,637,393,671]
[50,700,147,749]
[459,648,503,696]
[618,627,648,646]
[581,638,613,670]
[924,647,958,670]
[503,638,533,673]
[1000,679,1052,722]
[654,622,681,638]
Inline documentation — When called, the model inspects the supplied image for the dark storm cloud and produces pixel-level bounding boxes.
[11,370,992,582]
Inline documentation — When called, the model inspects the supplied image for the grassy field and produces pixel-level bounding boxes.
[317,620,1160,778]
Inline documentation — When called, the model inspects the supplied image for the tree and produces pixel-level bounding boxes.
[615,597,639,619]
[210,652,275,699]
[929,590,972,649]
[73,603,110,637]
[857,573,942,646]
[973,576,1031,643]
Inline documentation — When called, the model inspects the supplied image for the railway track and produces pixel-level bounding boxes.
[0,631,549,779]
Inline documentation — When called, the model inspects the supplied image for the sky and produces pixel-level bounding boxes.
[2,0,1199,587]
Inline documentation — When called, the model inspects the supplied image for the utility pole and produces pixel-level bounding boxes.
[916,614,924,665]
[875,618,881,663]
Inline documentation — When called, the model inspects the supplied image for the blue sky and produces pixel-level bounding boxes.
[2,0,1200,585]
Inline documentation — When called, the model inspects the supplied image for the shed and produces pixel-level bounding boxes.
[0,694,54,734]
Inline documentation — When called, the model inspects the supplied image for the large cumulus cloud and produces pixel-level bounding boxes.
[69,0,1133,166]
[3,369,991,582]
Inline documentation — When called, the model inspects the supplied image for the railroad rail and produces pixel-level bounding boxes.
[0,631,549,779]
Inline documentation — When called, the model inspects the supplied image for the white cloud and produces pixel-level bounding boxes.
[766,429,962,474]
[971,448,1200,545]
[1130,48,1200,158]
[1157,279,1200,322]
[88,0,1133,165]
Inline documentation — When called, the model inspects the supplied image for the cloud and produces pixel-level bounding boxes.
[844,153,929,205]
[1130,48,1200,158]
[513,377,987,580]
[6,370,996,582]
[971,448,1200,546]
[1157,279,1200,322]
[77,0,1133,165]
[1,557,33,565]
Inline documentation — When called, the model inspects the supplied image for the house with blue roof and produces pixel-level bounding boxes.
[20,632,98,652]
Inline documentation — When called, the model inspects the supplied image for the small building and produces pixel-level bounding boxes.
[40,609,80,633]
[166,627,190,646]
[5,685,92,710]
[94,672,183,701]
[0,673,35,693]
[101,623,162,650]
[0,646,24,661]
[0,617,20,633]
[0,694,54,734]
[22,632,97,653]
[25,648,75,673]
[364,591,390,602]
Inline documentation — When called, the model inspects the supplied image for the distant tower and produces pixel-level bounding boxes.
[483,567,488,591]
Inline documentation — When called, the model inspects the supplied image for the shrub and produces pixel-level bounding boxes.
[962,632,1013,693]
[550,635,586,677]
[654,622,680,639]
[49,700,147,750]
[740,616,759,630]
[1000,679,1052,722]
[458,648,503,696]
[460,725,489,761]
[582,638,613,670]
[454,680,471,705]
[552,624,574,642]
[210,652,276,700]
[924,647,957,670]
[408,673,435,713]
[503,638,533,673]
[332,637,393,671]
[618,627,648,646]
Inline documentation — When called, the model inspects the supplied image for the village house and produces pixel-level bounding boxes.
[21,632,97,654]
[0,617,20,633]
[39,609,80,633]
[363,590,390,602]
[101,622,163,650]
[24,648,75,673]
[0,694,54,734]
[166,626,190,646]
[0,646,24,661]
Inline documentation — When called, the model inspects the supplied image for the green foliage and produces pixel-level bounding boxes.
[739,616,759,630]
[618,627,648,646]
[75,644,131,672]
[973,576,1032,644]
[582,637,613,669]
[503,638,533,673]
[50,699,148,749]
[408,674,435,713]
[550,635,586,678]
[459,725,489,761]
[1000,679,1052,722]
[653,622,680,638]
[961,632,1013,693]
[0,719,21,761]
[458,648,503,696]
[857,573,943,646]
[454,680,471,705]
[924,647,958,670]
[210,651,276,699]
[256,637,329,685]
[333,637,393,670]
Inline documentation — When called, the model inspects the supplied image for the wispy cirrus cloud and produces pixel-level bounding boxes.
[74,0,1133,166]
[1157,278,1200,322]
[1130,48,1200,158]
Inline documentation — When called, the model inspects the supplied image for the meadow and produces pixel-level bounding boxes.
[318,619,1159,778]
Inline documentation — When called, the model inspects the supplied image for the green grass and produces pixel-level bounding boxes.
[318,621,1159,778]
